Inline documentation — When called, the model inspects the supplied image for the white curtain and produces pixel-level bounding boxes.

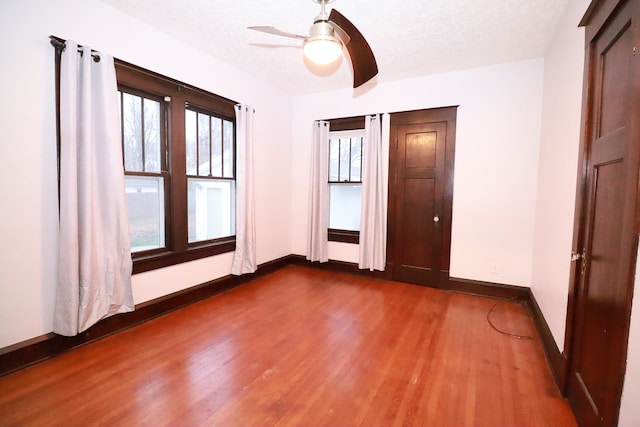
[231,104,256,275]
[306,121,330,262]
[54,41,133,336]
[359,113,390,271]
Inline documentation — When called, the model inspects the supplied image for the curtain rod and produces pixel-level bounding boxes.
[49,35,101,62]
[235,104,255,114]
[321,114,383,123]
[49,35,241,113]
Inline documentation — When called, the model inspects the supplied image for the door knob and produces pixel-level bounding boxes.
[433,216,440,223]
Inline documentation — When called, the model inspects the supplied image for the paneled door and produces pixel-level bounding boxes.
[566,0,640,425]
[387,107,457,287]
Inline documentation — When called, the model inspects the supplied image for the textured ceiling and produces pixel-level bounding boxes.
[98,0,569,95]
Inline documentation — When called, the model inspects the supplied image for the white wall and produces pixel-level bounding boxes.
[0,0,292,348]
[620,249,640,426]
[292,59,545,287]
[533,0,640,424]
[532,0,589,350]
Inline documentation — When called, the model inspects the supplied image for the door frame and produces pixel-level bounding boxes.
[563,0,640,423]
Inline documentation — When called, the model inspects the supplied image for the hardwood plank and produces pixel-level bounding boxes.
[0,255,292,377]
[0,266,576,426]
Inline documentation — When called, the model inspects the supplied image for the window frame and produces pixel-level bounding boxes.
[185,103,236,244]
[114,60,238,274]
[326,116,366,244]
[118,86,169,255]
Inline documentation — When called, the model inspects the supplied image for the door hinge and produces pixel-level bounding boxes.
[634,46,637,56]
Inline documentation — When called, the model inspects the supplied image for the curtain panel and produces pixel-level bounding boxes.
[54,41,133,336]
[231,104,257,275]
[358,113,390,271]
[306,121,330,262]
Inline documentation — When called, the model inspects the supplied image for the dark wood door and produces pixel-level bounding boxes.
[566,1,640,425]
[387,108,456,287]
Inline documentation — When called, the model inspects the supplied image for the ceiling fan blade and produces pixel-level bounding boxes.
[328,9,378,88]
[247,26,307,40]
[249,43,302,49]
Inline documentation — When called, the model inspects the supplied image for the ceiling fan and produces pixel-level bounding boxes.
[248,0,378,88]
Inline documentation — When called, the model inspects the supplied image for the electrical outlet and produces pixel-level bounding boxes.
[491,263,500,274]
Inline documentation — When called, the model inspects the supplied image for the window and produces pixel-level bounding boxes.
[116,61,237,273]
[119,89,166,252]
[185,107,235,243]
[328,129,365,243]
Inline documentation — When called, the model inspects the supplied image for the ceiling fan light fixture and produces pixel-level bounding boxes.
[248,0,378,87]
[304,36,343,64]
[303,19,343,65]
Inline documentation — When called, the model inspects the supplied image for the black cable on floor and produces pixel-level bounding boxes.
[486,297,534,340]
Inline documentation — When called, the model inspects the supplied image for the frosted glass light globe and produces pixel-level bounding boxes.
[304,38,342,65]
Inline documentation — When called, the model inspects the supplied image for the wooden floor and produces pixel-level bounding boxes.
[0,266,576,426]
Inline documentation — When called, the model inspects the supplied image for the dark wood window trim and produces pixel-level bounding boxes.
[327,116,366,243]
[132,239,236,274]
[328,228,360,244]
[51,35,239,276]
[326,115,366,131]
[114,60,238,273]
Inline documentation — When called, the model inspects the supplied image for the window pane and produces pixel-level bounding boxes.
[125,176,165,252]
[223,120,234,178]
[122,93,143,172]
[329,184,362,231]
[185,109,197,175]
[339,138,350,182]
[211,117,222,177]
[329,138,339,181]
[188,178,235,243]
[198,113,210,176]
[350,137,363,181]
[144,98,161,173]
